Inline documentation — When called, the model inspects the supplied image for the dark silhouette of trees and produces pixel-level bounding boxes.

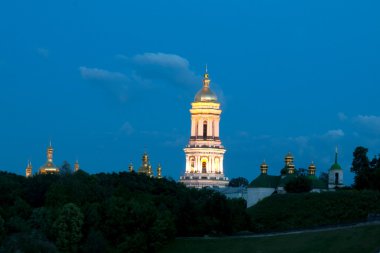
[351,146,380,190]
[228,177,249,187]
[284,176,312,193]
[0,170,249,252]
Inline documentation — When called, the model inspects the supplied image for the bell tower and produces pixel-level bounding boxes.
[180,68,229,188]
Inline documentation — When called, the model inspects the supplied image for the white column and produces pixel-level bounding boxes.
[220,156,224,174]
[215,119,220,137]
[191,118,195,136]
[207,119,212,137]
[185,155,189,172]
[198,120,203,138]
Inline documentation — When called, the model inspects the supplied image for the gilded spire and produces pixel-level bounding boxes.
[74,160,80,172]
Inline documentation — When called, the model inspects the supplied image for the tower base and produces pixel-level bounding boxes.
[179,172,229,188]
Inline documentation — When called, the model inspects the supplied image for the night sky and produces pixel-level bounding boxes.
[1,0,379,184]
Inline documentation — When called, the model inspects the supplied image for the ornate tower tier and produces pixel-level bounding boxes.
[180,69,229,188]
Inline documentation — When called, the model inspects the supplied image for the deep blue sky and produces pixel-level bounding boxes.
[1,0,379,184]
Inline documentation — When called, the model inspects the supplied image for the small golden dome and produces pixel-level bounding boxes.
[308,162,316,169]
[260,161,268,168]
[194,70,218,102]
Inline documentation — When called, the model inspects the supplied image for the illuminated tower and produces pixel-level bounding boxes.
[308,162,316,176]
[128,162,134,172]
[328,147,344,189]
[260,161,268,174]
[180,68,228,188]
[157,163,162,179]
[74,160,80,172]
[39,141,60,175]
[25,161,32,177]
[138,152,153,177]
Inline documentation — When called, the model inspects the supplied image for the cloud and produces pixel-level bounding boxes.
[338,112,347,121]
[80,52,204,103]
[120,122,134,135]
[37,47,49,58]
[354,115,380,134]
[323,129,345,138]
[131,52,199,87]
[79,66,128,82]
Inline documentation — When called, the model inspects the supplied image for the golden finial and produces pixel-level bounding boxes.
[203,65,210,87]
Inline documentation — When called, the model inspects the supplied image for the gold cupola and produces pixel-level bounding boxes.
[194,67,218,102]
[157,163,162,179]
[128,162,134,172]
[260,161,268,174]
[284,152,294,165]
[308,162,316,176]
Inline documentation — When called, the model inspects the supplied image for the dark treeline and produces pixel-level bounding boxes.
[351,146,380,191]
[0,171,249,252]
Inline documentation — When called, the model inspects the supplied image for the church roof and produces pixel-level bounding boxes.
[329,147,342,171]
[329,163,342,171]
[248,174,280,188]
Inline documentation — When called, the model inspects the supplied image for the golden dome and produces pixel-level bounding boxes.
[194,72,218,102]
[260,161,268,168]
[308,162,316,169]
[260,161,268,174]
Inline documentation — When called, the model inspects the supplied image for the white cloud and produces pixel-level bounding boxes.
[324,129,345,138]
[131,52,199,87]
[354,115,380,134]
[79,66,128,82]
[120,122,134,135]
[133,52,189,69]
[338,112,348,121]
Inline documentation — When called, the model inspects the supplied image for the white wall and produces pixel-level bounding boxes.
[247,187,275,208]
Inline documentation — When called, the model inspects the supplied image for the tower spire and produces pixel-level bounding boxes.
[203,65,210,88]
[335,146,338,164]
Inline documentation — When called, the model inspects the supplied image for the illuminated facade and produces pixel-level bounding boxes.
[180,70,229,188]
[129,152,162,178]
[38,142,60,175]
[25,161,32,177]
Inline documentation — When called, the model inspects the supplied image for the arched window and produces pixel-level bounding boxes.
[335,173,339,185]
[201,158,207,173]
[203,121,207,139]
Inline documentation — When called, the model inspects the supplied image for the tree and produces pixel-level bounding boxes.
[53,203,84,252]
[0,215,5,243]
[284,176,312,193]
[319,172,329,184]
[60,161,72,175]
[351,146,373,190]
[228,177,249,187]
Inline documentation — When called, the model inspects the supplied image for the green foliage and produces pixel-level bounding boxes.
[0,215,5,243]
[228,177,249,187]
[60,161,72,175]
[53,203,84,252]
[319,172,328,184]
[0,170,249,252]
[0,230,58,252]
[247,191,380,232]
[351,146,380,190]
[284,175,312,193]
